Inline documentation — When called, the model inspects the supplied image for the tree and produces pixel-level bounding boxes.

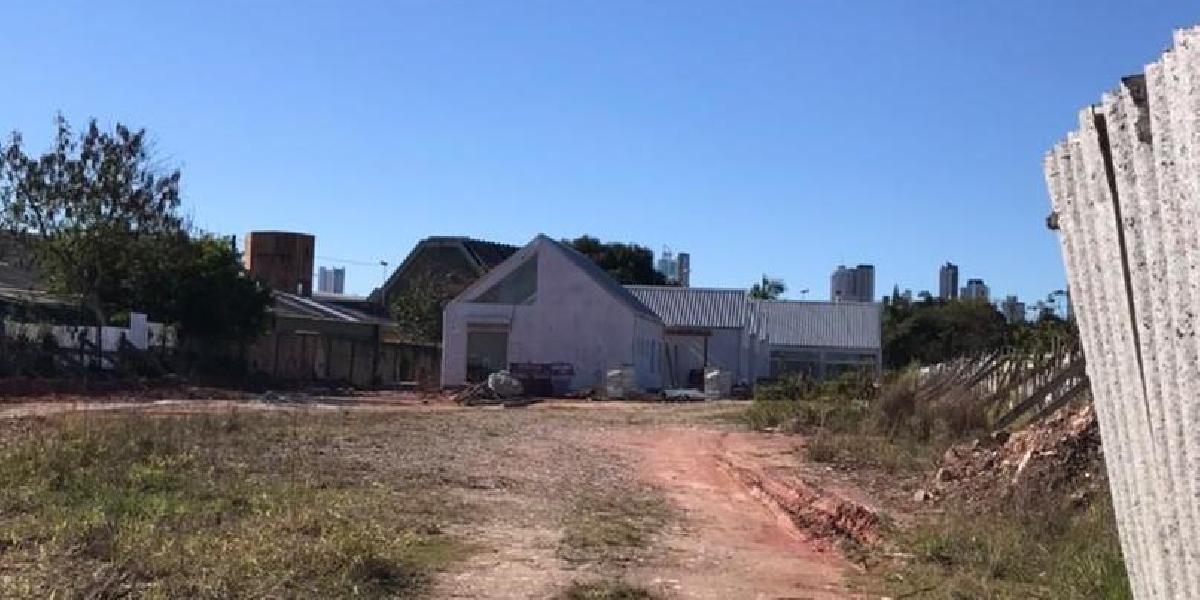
[882,298,1009,368]
[0,116,184,330]
[566,236,667,285]
[166,236,271,344]
[749,275,786,300]
[390,270,474,343]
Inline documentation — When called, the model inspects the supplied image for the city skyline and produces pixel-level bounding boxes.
[5,2,1196,302]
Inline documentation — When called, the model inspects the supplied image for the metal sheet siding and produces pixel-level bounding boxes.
[626,286,752,328]
[763,301,881,350]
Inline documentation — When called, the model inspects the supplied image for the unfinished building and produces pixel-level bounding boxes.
[441,237,882,393]
[441,235,664,390]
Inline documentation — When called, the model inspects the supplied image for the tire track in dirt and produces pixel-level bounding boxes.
[599,427,861,600]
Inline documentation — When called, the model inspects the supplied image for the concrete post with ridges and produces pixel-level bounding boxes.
[1068,116,1162,597]
[1042,25,1200,597]
[1104,80,1197,595]
[1165,32,1200,560]
[1045,140,1149,599]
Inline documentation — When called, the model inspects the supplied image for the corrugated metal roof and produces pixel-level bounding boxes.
[762,301,881,349]
[626,286,754,328]
[272,292,395,324]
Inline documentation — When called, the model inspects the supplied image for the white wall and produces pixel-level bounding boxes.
[662,328,746,388]
[442,240,663,391]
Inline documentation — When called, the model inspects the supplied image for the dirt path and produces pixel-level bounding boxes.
[601,427,856,599]
[0,398,873,598]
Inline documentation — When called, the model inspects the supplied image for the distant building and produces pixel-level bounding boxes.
[677,253,691,287]
[1001,295,1026,324]
[830,264,875,302]
[961,278,990,302]
[939,262,959,300]
[317,266,346,294]
[656,248,691,287]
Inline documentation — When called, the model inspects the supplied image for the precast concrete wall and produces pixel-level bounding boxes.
[1043,26,1200,599]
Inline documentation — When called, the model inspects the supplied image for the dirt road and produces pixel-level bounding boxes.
[602,428,854,599]
[0,398,871,598]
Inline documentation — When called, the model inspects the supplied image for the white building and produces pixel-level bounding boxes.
[442,235,883,393]
[939,262,959,300]
[627,286,767,388]
[762,301,882,380]
[655,248,691,287]
[317,266,346,294]
[830,264,875,302]
[961,278,990,302]
[1001,295,1026,324]
[441,235,664,390]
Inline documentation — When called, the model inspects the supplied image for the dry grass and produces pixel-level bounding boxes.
[556,580,661,599]
[867,495,1130,599]
[0,410,468,598]
[559,486,670,565]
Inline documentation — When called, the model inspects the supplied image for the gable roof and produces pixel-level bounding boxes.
[547,236,660,319]
[626,286,754,329]
[762,300,881,350]
[461,239,519,271]
[370,236,518,304]
[451,235,660,321]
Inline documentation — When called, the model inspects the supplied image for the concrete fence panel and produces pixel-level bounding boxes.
[1043,25,1200,598]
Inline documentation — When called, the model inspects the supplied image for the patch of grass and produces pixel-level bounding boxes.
[805,431,935,474]
[559,485,670,565]
[557,579,661,599]
[0,411,466,598]
[871,496,1130,599]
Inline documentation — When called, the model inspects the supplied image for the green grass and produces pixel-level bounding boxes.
[804,431,934,474]
[557,580,661,599]
[559,485,670,565]
[0,412,465,598]
[867,496,1130,599]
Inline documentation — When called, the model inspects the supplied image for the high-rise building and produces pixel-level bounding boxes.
[317,266,346,294]
[831,265,854,301]
[939,262,959,300]
[854,264,875,302]
[656,248,691,287]
[961,278,990,302]
[1001,295,1026,324]
[830,264,875,302]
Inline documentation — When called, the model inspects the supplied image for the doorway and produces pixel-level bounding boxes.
[466,327,508,382]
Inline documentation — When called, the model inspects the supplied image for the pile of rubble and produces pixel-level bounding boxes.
[452,370,540,408]
[917,401,1104,508]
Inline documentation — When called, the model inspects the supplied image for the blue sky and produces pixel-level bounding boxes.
[5,1,1198,300]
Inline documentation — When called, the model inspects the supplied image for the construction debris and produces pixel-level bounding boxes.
[919,401,1101,507]
[487,370,524,398]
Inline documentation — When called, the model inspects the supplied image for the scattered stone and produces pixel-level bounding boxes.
[487,370,524,399]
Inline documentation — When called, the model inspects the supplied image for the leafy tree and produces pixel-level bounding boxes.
[566,235,667,285]
[0,118,270,360]
[390,270,473,343]
[749,275,786,300]
[0,116,183,329]
[1008,312,1078,356]
[882,298,1008,368]
[154,236,271,344]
